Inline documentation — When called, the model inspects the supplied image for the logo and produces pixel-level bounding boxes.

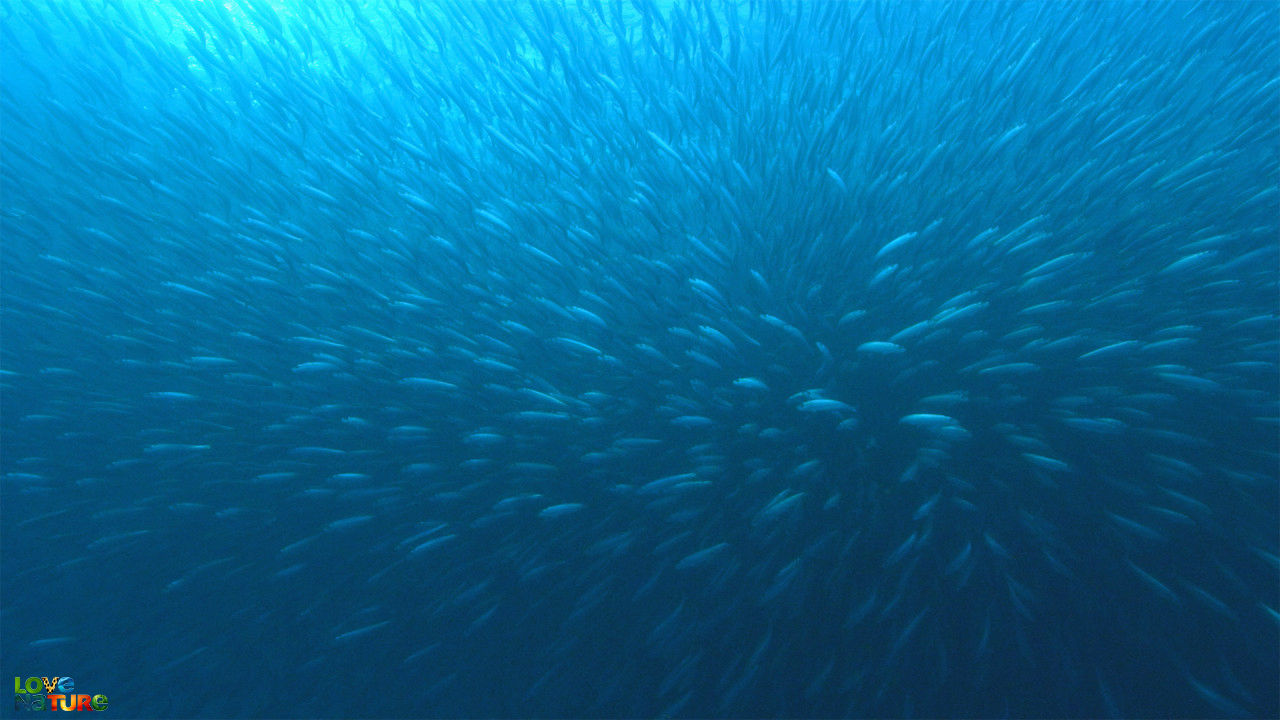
[13,677,107,712]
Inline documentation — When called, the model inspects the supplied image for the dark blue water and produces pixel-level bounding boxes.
[2,1,1277,717]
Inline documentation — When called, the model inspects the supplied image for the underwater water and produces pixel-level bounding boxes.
[1,0,1277,717]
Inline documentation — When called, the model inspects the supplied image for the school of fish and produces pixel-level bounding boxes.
[1,0,1277,717]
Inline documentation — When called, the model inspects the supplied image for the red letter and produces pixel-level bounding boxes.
[77,695,93,711]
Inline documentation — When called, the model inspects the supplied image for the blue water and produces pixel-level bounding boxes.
[2,1,1277,717]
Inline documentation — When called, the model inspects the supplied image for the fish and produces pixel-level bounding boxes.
[0,1,1275,718]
